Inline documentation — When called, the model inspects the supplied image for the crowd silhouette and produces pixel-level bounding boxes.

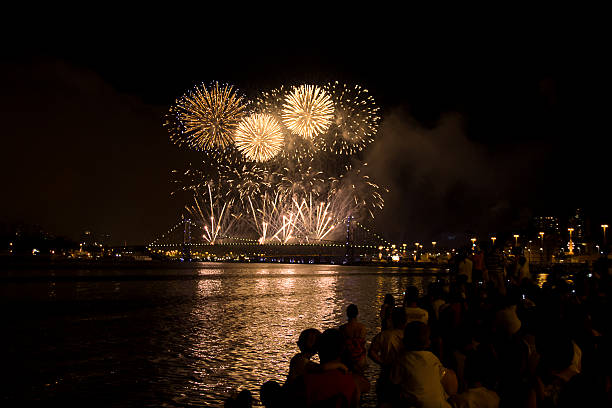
[224,250,612,407]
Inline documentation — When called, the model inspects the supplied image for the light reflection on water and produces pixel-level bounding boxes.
[1,263,441,406]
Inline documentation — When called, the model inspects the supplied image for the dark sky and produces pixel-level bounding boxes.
[1,28,610,245]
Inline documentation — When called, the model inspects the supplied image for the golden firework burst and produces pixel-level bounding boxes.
[234,113,284,162]
[169,82,246,150]
[281,85,334,139]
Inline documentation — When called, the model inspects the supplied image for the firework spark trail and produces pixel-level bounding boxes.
[247,192,284,243]
[259,222,268,244]
[291,195,336,241]
[234,113,284,162]
[328,163,386,219]
[245,192,296,244]
[189,183,240,244]
[244,192,344,243]
[254,87,285,123]
[224,164,271,201]
[282,85,334,139]
[271,214,297,244]
[168,82,246,150]
[263,194,295,244]
[279,165,326,196]
[248,195,267,242]
[315,202,335,240]
[170,149,233,195]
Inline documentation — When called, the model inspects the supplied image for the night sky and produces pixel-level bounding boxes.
[1,28,610,245]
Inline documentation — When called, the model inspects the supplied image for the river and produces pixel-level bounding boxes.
[1,263,445,406]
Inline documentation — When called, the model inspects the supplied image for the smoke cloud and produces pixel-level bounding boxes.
[366,109,543,245]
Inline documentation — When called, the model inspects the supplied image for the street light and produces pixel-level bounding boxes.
[568,228,574,255]
[513,234,519,246]
[602,224,608,247]
[491,236,496,246]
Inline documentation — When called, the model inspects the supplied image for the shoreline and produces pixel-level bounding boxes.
[0,258,449,282]
[0,256,593,282]
[0,256,445,270]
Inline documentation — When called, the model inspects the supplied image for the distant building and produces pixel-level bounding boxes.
[533,216,560,235]
[99,233,111,246]
[80,230,94,245]
[568,208,585,241]
[80,230,111,247]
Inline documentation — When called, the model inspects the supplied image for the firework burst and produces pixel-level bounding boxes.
[255,87,316,164]
[245,192,346,243]
[291,194,340,241]
[329,163,386,219]
[187,183,241,244]
[278,164,326,196]
[224,163,272,201]
[168,82,246,150]
[164,80,388,245]
[171,147,243,195]
[282,85,334,139]
[319,82,381,155]
[234,113,284,162]
[244,191,288,243]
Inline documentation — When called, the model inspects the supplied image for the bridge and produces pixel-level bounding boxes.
[147,216,391,263]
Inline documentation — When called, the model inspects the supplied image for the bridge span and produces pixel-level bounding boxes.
[148,241,380,263]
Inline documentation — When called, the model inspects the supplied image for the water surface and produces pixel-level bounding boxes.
[1,263,442,406]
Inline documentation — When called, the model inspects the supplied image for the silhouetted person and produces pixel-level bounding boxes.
[339,304,367,374]
[369,306,406,406]
[450,351,500,408]
[260,380,284,408]
[286,328,321,387]
[235,390,253,407]
[458,252,473,283]
[380,293,395,330]
[294,328,360,407]
[224,389,253,408]
[403,286,429,324]
[391,322,457,408]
